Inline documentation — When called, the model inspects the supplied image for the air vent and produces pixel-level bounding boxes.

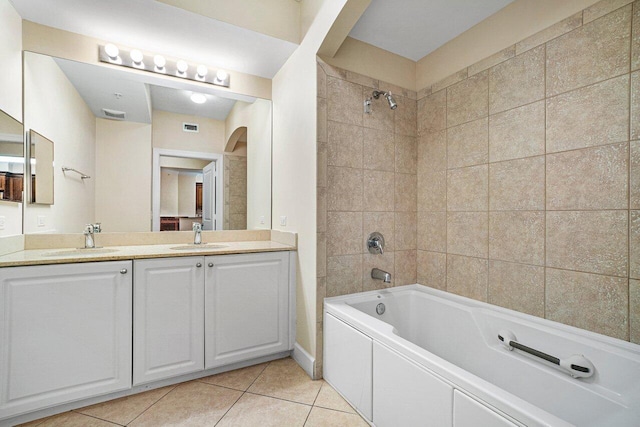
[183,122,199,133]
[102,108,126,120]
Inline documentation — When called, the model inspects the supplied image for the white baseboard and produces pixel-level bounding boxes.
[292,342,315,378]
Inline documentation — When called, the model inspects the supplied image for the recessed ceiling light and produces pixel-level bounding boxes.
[190,93,206,104]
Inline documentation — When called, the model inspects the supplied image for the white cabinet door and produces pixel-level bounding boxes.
[323,313,373,421]
[454,391,518,427]
[133,257,204,385]
[205,252,290,369]
[373,342,453,427]
[0,261,132,419]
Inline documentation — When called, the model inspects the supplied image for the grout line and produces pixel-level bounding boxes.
[544,41,548,320]
[125,384,179,426]
[213,391,245,427]
[72,412,123,426]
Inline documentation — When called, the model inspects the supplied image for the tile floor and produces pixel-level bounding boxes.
[18,358,369,427]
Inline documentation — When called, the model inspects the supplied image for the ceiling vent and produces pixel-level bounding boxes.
[102,108,126,120]
[183,122,199,133]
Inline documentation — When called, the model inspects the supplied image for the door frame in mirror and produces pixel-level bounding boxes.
[152,148,223,232]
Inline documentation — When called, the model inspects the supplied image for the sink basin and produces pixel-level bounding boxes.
[44,248,120,257]
[169,244,229,251]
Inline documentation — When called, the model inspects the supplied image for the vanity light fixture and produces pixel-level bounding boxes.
[190,93,206,104]
[98,44,231,88]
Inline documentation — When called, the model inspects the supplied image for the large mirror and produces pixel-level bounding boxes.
[23,51,272,234]
[0,108,24,237]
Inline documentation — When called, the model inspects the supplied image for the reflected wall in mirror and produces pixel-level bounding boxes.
[0,108,24,236]
[23,51,272,234]
[28,130,54,205]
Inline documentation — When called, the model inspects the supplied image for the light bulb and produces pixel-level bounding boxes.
[153,55,166,69]
[190,93,206,104]
[176,60,188,74]
[130,49,144,64]
[215,69,228,81]
[196,65,208,78]
[104,44,119,60]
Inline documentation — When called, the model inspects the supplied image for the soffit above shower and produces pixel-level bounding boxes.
[349,0,515,62]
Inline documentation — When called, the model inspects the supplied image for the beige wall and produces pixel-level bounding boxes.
[246,99,272,230]
[153,110,226,154]
[95,118,152,232]
[178,173,197,217]
[160,169,178,216]
[23,52,96,234]
[416,0,639,344]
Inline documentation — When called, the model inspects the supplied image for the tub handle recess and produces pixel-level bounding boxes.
[498,330,594,379]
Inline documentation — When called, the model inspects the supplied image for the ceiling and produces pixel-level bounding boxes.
[349,0,515,61]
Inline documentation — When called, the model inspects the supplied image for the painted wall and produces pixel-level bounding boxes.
[152,110,226,154]
[178,173,197,217]
[23,52,96,234]
[95,118,152,232]
[246,99,272,230]
[160,169,178,216]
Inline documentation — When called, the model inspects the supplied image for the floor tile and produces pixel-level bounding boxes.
[196,363,268,391]
[313,383,356,414]
[217,393,311,427]
[75,385,175,425]
[30,411,118,427]
[248,358,323,405]
[304,407,369,427]
[128,381,241,426]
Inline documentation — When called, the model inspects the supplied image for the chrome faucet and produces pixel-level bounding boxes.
[371,268,391,283]
[83,223,101,249]
[193,222,202,245]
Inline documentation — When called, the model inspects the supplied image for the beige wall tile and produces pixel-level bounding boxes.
[395,97,417,137]
[316,276,326,322]
[418,130,447,173]
[395,173,417,212]
[489,101,545,163]
[633,2,640,70]
[363,170,394,212]
[363,86,394,131]
[515,12,583,55]
[447,254,488,301]
[395,135,417,174]
[327,166,363,211]
[318,60,347,79]
[364,211,395,252]
[327,254,362,297]
[417,250,446,290]
[432,68,468,93]
[385,83,417,100]
[346,70,378,88]
[632,72,639,139]
[327,121,363,168]
[417,89,446,135]
[546,75,629,153]
[546,211,628,276]
[327,77,363,126]
[546,268,629,340]
[632,141,640,209]
[447,165,488,211]
[395,249,417,285]
[584,0,634,24]
[317,62,327,99]
[417,211,446,252]
[317,187,327,233]
[489,211,545,265]
[447,118,488,169]
[327,211,362,256]
[317,98,327,143]
[317,233,327,279]
[363,128,395,172]
[317,140,327,188]
[469,45,516,77]
[417,86,432,100]
[546,6,631,96]
[447,212,488,258]
[631,210,640,278]
[418,170,446,212]
[488,261,544,317]
[631,279,640,344]
[547,142,629,210]
[363,251,395,291]
[489,156,545,211]
[489,46,545,115]
[447,71,489,127]
[395,211,417,250]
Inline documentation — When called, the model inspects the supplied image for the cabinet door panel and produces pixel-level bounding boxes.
[0,261,132,419]
[205,252,289,369]
[454,391,518,427]
[134,257,204,385]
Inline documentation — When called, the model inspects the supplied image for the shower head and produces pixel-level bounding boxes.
[385,92,397,110]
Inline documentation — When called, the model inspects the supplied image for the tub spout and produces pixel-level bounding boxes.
[371,268,391,283]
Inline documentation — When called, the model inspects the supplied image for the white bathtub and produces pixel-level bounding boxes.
[323,285,640,427]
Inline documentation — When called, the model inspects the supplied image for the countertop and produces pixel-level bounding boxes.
[0,240,296,268]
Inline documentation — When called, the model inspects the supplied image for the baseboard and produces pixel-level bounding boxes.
[292,342,315,379]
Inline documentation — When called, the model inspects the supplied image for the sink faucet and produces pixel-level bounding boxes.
[83,223,101,249]
[193,222,202,245]
[371,268,391,283]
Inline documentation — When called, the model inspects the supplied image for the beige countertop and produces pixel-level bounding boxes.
[0,240,296,268]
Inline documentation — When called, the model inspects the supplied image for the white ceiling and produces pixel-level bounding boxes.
[11,0,298,78]
[349,0,515,61]
[150,85,237,121]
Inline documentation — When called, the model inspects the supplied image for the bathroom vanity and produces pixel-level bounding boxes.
[0,236,296,425]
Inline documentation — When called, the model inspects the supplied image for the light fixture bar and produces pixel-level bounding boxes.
[98,45,230,88]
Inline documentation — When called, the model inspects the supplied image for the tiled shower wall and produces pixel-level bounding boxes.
[315,60,418,378]
[416,0,640,343]
[223,154,247,230]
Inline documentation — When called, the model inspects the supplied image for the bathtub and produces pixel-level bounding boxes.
[323,284,640,427]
